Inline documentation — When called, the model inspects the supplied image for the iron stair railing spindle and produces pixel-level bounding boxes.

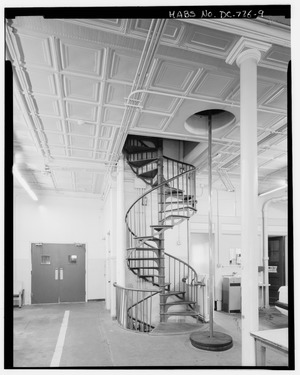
[120,136,200,331]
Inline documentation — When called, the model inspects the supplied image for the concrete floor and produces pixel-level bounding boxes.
[13,301,289,368]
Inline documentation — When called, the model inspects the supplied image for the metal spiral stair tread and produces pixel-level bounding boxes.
[123,135,201,333]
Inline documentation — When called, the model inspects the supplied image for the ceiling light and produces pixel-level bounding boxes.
[258,184,287,197]
[13,165,38,201]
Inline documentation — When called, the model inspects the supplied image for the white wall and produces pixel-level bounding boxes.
[14,190,106,304]
[187,183,288,308]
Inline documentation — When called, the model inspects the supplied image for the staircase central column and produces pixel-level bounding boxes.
[157,141,166,322]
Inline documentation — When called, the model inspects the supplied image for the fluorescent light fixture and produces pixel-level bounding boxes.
[258,184,287,197]
[13,165,38,201]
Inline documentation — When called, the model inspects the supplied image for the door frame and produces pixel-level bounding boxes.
[30,242,87,304]
[268,235,287,305]
[267,234,288,285]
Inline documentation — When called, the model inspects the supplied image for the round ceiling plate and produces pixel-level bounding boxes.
[184,109,236,136]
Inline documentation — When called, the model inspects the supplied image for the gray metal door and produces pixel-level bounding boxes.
[58,244,86,303]
[31,243,60,303]
[31,243,86,304]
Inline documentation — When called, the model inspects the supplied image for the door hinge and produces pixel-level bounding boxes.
[75,243,83,247]
[35,243,43,246]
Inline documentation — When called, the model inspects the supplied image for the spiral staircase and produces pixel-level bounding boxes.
[120,135,202,333]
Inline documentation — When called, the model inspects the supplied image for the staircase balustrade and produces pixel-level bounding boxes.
[165,252,199,311]
[114,282,160,332]
[118,136,201,332]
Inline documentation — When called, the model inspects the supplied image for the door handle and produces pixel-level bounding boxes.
[55,268,58,280]
[60,268,64,280]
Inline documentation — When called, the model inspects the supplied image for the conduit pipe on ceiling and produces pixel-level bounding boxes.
[114,20,167,155]
[262,195,287,308]
[6,24,52,162]
[102,19,167,200]
[126,88,287,116]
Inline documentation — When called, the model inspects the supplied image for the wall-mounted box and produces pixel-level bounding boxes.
[222,276,241,313]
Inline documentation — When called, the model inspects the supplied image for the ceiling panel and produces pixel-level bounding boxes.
[98,124,114,139]
[143,94,178,114]
[109,50,140,82]
[71,149,94,159]
[40,116,63,132]
[226,80,282,106]
[95,151,108,161]
[33,95,61,116]
[257,112,285,129]
[14,33,53,68]
[65,101,98,122]
[48,146,67,157]
[60,40,104,76]
[259,158,287,171]
[273,139,287,151]
[44,132,65,145]
[63,75,100,102]
[74,171,94,191]
[52,170,73,189]
[135,112,167,130]
[183,25,236,58]
[261,45,291,70]
[67,121,96,136]
[160,20,185,44]
[97,139,110,151]
[70,135,94,149]
[102,107,124,125]
[130,19,152,36]
[72,18,126,33]
[24,68,57,95]
[130,19,186,45]
[257,80,278,104]
[262,87,287,110]
[105,82,130,106]
[151,60,197,92]
[192,71,236,99]
[226,86,240,104]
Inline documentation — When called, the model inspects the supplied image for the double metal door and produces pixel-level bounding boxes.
[31,243,86,304]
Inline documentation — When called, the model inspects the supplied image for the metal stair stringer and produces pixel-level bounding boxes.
[123,135,200,331]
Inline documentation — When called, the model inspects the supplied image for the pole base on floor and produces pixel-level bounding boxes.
[190,331,233,351]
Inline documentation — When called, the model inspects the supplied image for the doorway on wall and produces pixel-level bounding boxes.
[268,236,286,305]
[31,243,86,304]
[190,233,213,275]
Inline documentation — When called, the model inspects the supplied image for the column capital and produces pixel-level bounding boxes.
[236,49,261,67]
[226,36,271,66]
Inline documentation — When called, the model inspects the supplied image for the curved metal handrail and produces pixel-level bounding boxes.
[113,282,160,293]
[162,154,195,170]
[114,283,161,332]
[165,251,199,284]
[123,146,199,329]
[125,164,196,227]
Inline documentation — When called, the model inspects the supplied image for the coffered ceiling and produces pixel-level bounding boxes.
[6,15,290,201]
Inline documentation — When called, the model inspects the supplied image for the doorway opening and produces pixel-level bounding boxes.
[31,243,86,304]
[268,236,286,305]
